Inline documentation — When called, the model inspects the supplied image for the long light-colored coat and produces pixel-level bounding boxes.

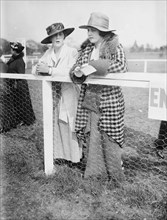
[33,44,82,162]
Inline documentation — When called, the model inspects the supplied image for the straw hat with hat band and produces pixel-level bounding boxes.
[79,12,115,33]
[41,23,74,44]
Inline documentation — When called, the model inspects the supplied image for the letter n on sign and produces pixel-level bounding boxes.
[148,74,167,121]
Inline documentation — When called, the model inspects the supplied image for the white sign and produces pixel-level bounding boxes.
[148,74,167,121]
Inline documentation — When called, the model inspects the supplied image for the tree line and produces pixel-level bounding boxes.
[0,38,166,56]
[130,40,167,54]
[0,38,48,56]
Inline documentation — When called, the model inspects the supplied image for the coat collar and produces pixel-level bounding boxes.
[7,52,24,65]
[80,33,119,59]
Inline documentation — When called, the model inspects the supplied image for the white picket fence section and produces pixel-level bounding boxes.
[0,72,166,175]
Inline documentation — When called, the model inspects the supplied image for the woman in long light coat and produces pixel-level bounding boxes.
[33,23,82,165]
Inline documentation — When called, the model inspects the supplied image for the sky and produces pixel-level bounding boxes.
[1,0,167,48]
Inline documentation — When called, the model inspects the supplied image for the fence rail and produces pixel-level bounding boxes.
[127,59,167,72]
[28,58,167,72]
[0,71,163,87]
[0,72,166,175]
[26,57,167,73]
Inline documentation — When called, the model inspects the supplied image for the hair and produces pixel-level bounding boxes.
[99,31,115,38]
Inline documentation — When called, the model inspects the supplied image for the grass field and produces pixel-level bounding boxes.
[1,52,167,220]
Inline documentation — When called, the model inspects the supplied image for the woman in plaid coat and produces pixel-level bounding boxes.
[70,12,128,182]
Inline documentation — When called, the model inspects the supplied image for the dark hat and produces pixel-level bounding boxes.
[79,12,115,32]
[10,42,24,53]
[41,23,75,44]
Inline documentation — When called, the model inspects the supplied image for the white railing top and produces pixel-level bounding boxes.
[1,72,166,88]
[128,59,167,62]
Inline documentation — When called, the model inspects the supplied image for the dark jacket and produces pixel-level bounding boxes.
[0,52,35,132]
[7,52,25,74]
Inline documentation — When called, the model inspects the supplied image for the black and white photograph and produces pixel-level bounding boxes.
[0,1,167,219]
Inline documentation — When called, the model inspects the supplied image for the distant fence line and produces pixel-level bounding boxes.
[3,54,166,73]
[128,59,167,73]
[26,57,167,73]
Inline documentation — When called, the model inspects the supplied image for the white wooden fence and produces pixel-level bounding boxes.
[0,72,166,175]
[27,57,167,73]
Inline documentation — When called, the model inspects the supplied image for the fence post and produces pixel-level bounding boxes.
[144,60,147,73]
[42,80,54,175]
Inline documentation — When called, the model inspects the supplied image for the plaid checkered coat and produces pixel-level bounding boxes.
[70,34,128,146]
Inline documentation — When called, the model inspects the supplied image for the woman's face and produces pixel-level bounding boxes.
[87,27,103,45]
[11,48,17,55]
[51,32,65,48]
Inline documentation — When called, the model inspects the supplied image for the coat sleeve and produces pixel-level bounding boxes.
[107,44,128,73]
[17,59,25,74]
[69,50,88,84]
[31,50,49,75]
[0,62,8,73]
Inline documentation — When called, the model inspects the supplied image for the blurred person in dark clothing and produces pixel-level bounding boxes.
[0,42,35,133]
[154,121,167,159]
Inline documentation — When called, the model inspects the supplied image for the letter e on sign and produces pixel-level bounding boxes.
[148,75,167,121]
[150,88,159,107]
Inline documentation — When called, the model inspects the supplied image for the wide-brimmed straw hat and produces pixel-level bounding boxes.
[10,42,24,53]
[41,23,74,44]
[79,12,115,32]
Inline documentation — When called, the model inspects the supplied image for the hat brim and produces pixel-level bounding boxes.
[79,25,115,33]
[10,42,24,52]
[41,28,74,44]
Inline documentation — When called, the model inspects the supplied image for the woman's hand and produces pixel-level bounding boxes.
[36,62,50,74]
[70,64,87,84]
[74,66,84,77]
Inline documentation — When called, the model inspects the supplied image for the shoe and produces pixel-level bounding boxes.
[156,150,164,159]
